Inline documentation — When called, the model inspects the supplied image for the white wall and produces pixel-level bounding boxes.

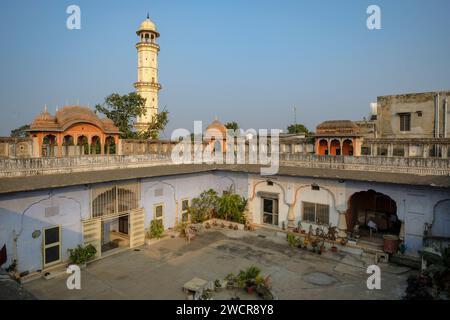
[0,186,89,273]
[140,171,248,230]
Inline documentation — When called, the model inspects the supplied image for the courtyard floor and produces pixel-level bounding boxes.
[23,228,413,300]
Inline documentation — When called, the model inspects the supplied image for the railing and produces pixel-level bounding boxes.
[1,152,450,177]
[0,153,173,177]
[279,153,450,176]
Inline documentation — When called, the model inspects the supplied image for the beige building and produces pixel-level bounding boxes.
[134,15,161,133]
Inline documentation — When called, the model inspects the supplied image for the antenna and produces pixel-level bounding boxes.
[293,106,297,124]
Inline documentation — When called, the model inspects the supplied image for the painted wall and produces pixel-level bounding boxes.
[0,186,89,273]
[1,169,449,274]
[140,171,248,230]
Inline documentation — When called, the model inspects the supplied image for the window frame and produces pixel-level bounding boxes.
[262,197,279,226]
[154,203,164,222]
[399,113,411,132]
[42,225,62,268]
[302,201,330,225]
[181,198,190,223]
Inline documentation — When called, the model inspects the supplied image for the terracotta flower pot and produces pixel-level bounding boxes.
[331,246,338,253]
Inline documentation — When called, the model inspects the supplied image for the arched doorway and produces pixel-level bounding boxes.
[346,190,400,244]
[330,139,341,156]
[90,136,101,155]
[62,135,74,156]
[318,139,328,155]
[77,135,89,155]
[432,200,450,238]
[104,136,116,155]
[342,139,353,156]
[42,134,57,157]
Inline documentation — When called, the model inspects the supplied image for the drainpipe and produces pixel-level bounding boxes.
[444,98,448,138]
[435,94,440,138]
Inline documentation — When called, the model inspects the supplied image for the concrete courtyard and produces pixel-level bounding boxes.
[23,228,413,300]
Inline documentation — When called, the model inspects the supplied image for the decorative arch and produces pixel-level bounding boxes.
[330,139,341,156]
[90,136,101,155]
[342,139,353,156]
[431,199,450,238]
[249,179,287,204]
[318,139,328,155]
[346,189,399,236]
[104,136,116,155]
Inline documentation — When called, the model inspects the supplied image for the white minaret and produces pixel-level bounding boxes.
[134,14,161,133]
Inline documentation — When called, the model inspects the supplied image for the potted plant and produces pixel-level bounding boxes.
[214,279,222,291]
[67,244,97,267]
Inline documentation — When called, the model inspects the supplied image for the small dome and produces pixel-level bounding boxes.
[33,111,55,123]
[137,17,157,34]
[205,118,227,136]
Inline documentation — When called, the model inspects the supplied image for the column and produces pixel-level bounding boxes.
[423,144,429,158]
[388,144,393,157]
[337,210,348,238]
[442,145,448,159]
[287,204,295,229]
[57,134,63,157]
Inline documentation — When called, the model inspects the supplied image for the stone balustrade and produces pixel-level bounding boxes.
[0,152,449,177]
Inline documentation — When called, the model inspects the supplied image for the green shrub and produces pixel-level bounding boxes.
[149,219,164,239]
[68,244,97,265]
[217,189,247,223]
[188,189,219,223]
[237,266,261,287]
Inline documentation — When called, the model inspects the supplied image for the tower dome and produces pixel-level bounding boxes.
[136,15,159,36]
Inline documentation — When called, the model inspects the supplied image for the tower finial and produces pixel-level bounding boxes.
[147,12,150,19]
[44,104,48,113]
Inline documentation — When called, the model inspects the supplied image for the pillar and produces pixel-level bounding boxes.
[337,210,348,238]
[287,204,295,229]
[388,144,393,157]
[57,134,63,157]
[442,145,448,159]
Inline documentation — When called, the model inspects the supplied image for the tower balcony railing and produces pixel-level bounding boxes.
[134,81,162,90]
[136,41,160,50]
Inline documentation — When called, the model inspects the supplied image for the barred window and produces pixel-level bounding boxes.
[91,181,140,218]
[302,202,329,225]
[361,146,371,156]
[154,204,164,221]
[399,113,411,132]
[393,148,405,157]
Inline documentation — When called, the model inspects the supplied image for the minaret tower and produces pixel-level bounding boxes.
[134,14,161,133]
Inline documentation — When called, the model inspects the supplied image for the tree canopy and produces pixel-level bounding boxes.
[95,92,168,139]
[287,123,309,135]
[225,121,239,131]
[10,124,30,138]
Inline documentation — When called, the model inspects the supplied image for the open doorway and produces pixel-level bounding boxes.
[346,190,400,245]
[101,215,130,254]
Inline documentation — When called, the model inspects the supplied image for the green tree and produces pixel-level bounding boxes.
[95,92,146,139]
[141,108,169,140]
[225,121,239,131]
[287,123,309,135]
[10,124,30,138]
[95,93,169,139]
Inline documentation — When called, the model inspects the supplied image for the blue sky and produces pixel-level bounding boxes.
[1,0,449,136]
